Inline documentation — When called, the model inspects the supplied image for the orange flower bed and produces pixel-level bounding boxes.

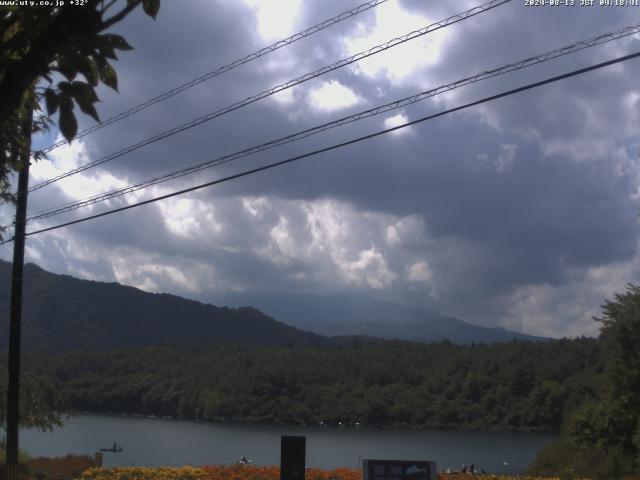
[82,465,563,480]
[199,466,564,480]
[200,465,362,480]
[79,465,363,480]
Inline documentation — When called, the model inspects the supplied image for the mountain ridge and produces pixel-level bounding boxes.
[221,291,547,343]
[0,260,329,352]
[0,260,545,351]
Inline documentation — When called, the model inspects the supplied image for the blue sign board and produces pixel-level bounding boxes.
[362,459,436,480]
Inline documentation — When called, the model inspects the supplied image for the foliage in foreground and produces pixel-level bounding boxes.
[24,454,95,480]
[0,366,69,430]
[0,1,160,210]
[529,284,640,478]
[0,447,30,466]
[528,437,634,480]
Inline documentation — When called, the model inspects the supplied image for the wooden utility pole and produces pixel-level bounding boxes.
[5,103,32,480]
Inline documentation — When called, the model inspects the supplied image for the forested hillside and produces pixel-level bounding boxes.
[0,261,545,350]
[26,337,602,432]
[0,261,327,351]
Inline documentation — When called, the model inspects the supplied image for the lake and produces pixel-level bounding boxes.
[21,414,557,474]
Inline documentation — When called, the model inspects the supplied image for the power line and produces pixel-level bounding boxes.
[26,0,510,193]
[0,49,634,245]
[0,224,14,245]
[41,0,391,154]
[23,22,640,224]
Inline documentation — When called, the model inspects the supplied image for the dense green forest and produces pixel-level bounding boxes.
[25,337,602,432]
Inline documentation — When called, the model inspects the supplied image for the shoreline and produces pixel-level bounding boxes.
[69,410,560,435]
[23,413,555,474]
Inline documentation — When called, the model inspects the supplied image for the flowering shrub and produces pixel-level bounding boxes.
[200,466,363,480]
[80,465,207,480]
[79,465,566,480]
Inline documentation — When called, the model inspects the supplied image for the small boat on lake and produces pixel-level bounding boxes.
[100,442,123,453]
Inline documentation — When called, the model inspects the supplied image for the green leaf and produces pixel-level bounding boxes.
[58,92,74,111]
[142,0,160,20]
[77,101,100,123]
[57,81,72,94]
[100,33,133,51]
[56,50,81,81]
[44,88,58,115]
[98,62,118,91]
[69,81,100,123]
[58,102,78,143]
[70,81,99,104]
[79,56,99,86]
[57,64,77,81]
[97,43,118,60]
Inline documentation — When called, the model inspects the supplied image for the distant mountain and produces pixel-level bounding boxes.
[220,292,547,344]
[0,260,329,352]
[0,260,544,352]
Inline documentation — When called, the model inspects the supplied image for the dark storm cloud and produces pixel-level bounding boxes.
[5,0,640,336]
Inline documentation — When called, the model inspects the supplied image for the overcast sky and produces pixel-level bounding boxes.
[2,0,640,337]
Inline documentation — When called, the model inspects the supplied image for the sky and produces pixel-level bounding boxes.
[2,0,640,338]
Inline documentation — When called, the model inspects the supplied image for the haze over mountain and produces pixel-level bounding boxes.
[0,260,326,352]
[0,260,544,352]
[221,292,547,344]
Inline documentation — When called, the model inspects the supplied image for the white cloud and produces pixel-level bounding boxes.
[29,136,134,210]
[406,260,432,284]
[267,216,298,267]
[497,241,640,338]
[158,197,221,239]
[343,0,448,83]
[242,197,271,218]
[242,0,302,40]
[112,257,203,294]
[344,247,396,290]
[308,80,362,113]
[623,90,640,110]
[470,144,519,173]
[383,113,411,135]
[270,86,297,106]
[495,143,518,172]
[385,215,424,246]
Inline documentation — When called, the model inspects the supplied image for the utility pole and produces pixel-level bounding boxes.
[5,102,32,480]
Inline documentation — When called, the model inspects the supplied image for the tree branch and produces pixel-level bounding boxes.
[0,8,94,124]
[100,0,120,16]
[100,0,142,31]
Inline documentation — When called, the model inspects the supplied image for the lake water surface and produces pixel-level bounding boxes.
[21,414,556,474]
